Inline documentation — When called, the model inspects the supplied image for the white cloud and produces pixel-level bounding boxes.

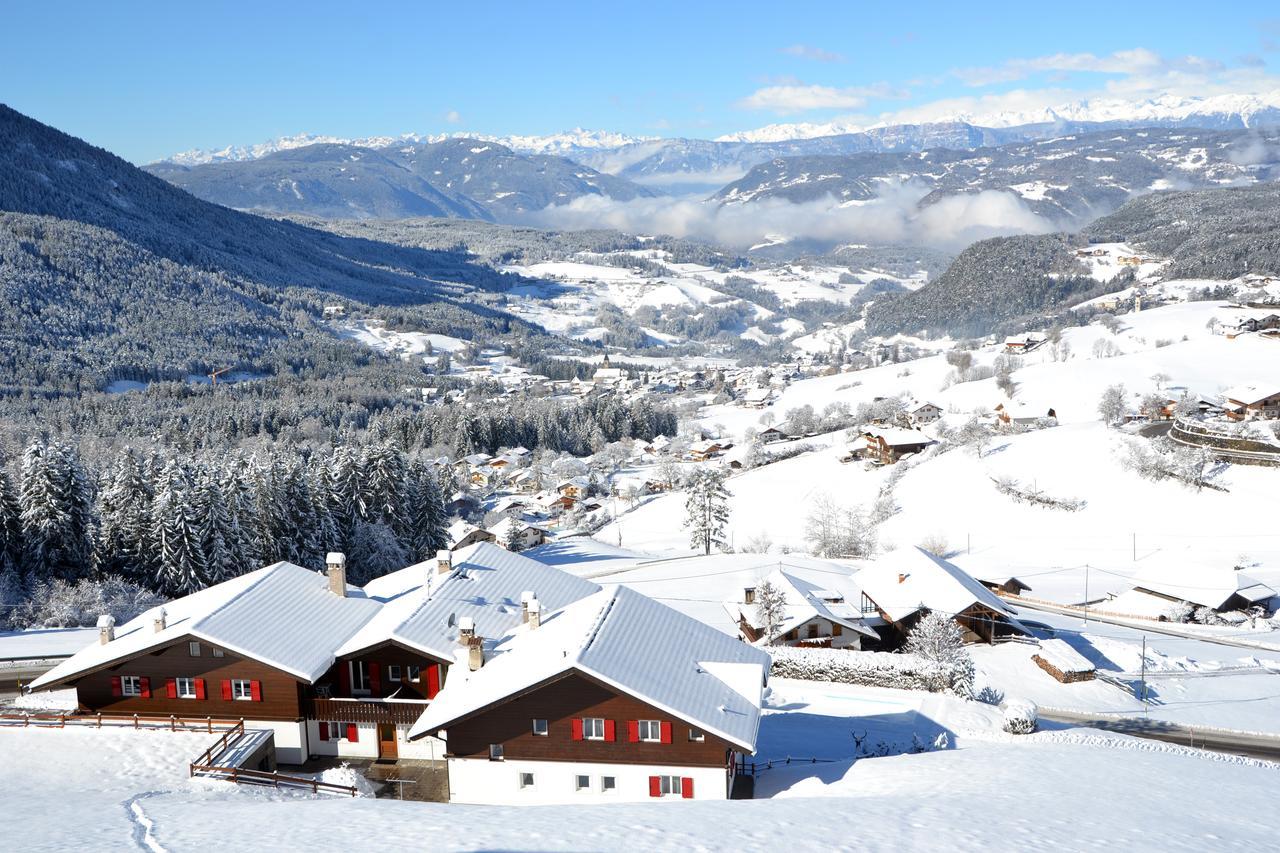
[738,83,904,115]
[781,44,846,63]
[520,182,1057,252]
[953,49,1172,86]
[444,110,462,124]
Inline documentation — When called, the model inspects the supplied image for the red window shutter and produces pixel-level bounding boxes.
[338,662,351,696]
[347,723,359,742]
[426,664,440,699]
[139,677,151,699]
[681,777,694,799]
[250,680,262,702]
[603,719,616,742]
[369,662,381,694]
[221,680,232,701]
[660,721,672,744]
[166,678,177,699]
[648,776,661,798]
[627,720,639,743]
[318,723,329,742]
[571,718,583,741]
[110,676,122,698]
[194,678,206,700]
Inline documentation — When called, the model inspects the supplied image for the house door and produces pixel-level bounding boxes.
[377,724,398,761]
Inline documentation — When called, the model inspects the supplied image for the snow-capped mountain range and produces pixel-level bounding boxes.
[166,128,656,167]
[719,92,1280,143]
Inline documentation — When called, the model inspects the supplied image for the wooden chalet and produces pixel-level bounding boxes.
[409,585,769,804]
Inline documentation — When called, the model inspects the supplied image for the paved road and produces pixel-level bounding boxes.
[1039,707,1280,762]
[0,664,56,700]
[1009,597,1280,653]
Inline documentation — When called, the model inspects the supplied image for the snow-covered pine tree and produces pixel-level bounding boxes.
[95,448,152,583]
[326,445,365,548]
[306,463,340,567]
[362,442,408,537]
[150,460,208,596]
[683,467,731,555]
[348,520,408,585]
[193,468,235,585]
[0,456,22,580]
[218,459,261,570]
[19,440,94,583]
[502,518,525,553]
[405,460,448,561]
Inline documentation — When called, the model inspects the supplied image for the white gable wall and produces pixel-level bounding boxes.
[446,756,729,805]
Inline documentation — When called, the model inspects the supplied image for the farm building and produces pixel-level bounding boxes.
[1031,639,1096,683]
[725,568,879,649]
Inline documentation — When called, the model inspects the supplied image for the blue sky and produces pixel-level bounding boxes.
[3,1,1278,162]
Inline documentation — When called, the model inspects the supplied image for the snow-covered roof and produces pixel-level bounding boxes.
[409,585,769,752]
[862,428,934,447]
[1221,384,1280,406]
[31,562,381,689]
[486,516,545,540]
[727,568,877,642]
[856,548,1024,626]
[447,520,490,547]
[340,543,599,661]
[1132,565,1276,610]
[1034,639,1095,675]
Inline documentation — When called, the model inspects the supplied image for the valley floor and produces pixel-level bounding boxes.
[6,678,1278,852]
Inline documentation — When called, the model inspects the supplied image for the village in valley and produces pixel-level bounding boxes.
[9,8,1280,849]
[6,236,1280,849]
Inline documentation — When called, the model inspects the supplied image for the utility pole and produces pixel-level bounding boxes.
[1132,532,1136,562]
[967,533,971,555]
[1083,564,1090,624]
[1141,636,1148,707]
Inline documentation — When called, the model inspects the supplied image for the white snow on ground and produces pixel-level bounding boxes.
[0,628,98,660]
[8,677,1279,851]
[339,320,469,360]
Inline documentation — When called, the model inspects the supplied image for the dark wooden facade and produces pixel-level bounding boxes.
[443,671,736,768]
[71,634,304,721]
[312,641,449,703]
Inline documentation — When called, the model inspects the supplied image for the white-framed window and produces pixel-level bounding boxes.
[212,648,225,658]
[637,719,662,742]
[188,641,201,657]
[323,722,344,741]
[350,661,370,693]
[406,665,420,683]
[688,728,705,742]
[121,675,142,696]
[575,774,590,791]
[532,718,549,736]
[387,665,402,682]
[601,776,616,792]
[176,677,197,699]
[659,775,683,796]
[231,679,253,701]
[583,717,605,740]
[519,772,535,789]
[488,743,504,761]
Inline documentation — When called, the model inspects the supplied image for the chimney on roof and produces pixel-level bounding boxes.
[527,596,542,630]
[326,552,347,597]
[97,614,115,645]
[458,615,475,643]
[467,636,485,671]
[437,549,453,575]
[520,590,535,624]
[898,573,908,585]
[153,608,167,633]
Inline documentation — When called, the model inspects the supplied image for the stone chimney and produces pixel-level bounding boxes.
[437,549,453,575]
[898,573,908,584]
[97,614,115,645]
[520,590,536,624]
[458,615,475,643]
[153,608,167,633]
[326,552,347,597]
[467,635,485,671]
[526,596,542,630]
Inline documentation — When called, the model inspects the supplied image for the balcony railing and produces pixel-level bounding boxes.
[308,697,427,725]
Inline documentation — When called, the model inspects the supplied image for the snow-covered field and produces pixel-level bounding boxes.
[7,678,1279,851]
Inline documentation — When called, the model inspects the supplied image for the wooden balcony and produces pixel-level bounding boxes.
[307,697,427,726]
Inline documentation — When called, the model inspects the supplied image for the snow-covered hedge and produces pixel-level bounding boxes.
[1002,700,1038,735]
[769,646,951,693]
